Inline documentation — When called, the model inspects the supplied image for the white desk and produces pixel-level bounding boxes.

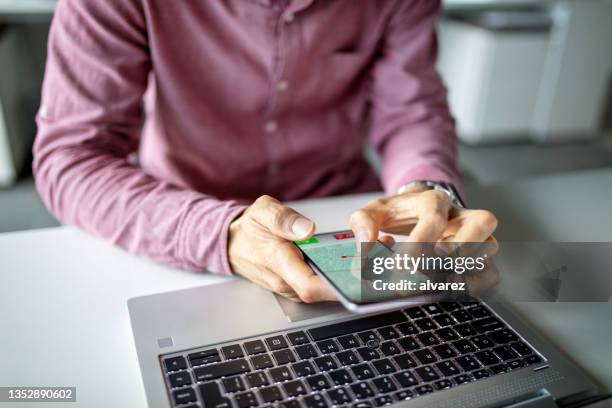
[1,169,611,408]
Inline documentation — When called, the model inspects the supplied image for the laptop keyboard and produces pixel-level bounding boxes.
[161,302,545,408]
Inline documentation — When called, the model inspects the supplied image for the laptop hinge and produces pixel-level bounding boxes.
[494,389,558,408]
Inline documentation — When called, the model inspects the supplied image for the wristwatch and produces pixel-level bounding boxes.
[397,180,465,208]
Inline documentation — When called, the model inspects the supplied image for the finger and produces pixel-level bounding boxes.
[275,244,337,303]
[236,262,299,299]
[450,209,498,243]
[250,195,315,241]
[349,207,385,248]
[407,190,451,242]
[378,235,395,247]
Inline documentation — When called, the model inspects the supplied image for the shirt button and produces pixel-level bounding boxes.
[284,13,295,23]
[265,121,278,133]
[277,80,289,92]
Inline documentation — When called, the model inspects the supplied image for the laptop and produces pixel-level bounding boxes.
[129,278,596,408]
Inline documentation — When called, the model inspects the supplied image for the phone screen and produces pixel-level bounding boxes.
[296,231,396,305]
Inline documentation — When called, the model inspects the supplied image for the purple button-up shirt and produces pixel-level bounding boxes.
[33,0,460,275]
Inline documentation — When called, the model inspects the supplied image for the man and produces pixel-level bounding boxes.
[34,0,497,303]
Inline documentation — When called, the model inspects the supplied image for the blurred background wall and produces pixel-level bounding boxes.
[0,0,611,232]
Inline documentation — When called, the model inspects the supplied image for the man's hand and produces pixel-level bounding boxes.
[350,189,498,246]
[228,195,336,303]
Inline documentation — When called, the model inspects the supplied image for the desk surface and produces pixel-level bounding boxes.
[1,168,611,408]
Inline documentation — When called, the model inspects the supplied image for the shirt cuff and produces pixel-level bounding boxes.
[179,199,247,275]
[385,165,464,201]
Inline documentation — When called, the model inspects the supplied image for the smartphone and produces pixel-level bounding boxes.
[295,230,435,313]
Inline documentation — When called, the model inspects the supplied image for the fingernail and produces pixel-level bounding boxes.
[356,229,371,244]
[291,217,313,238]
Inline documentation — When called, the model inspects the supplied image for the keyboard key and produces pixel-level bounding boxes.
[372,358,397,374]
[378,326,400,340]
[246,371,269,388]
[243,340,266,355]
[379,340,401,356]
[314,356,338,371]
[511,341,534,357]
[393,353,417,369]
[307,374,331,391]
[456,355,481,371]
[423,303,444,315]
[414,318,437,331]
[417,332,440,346]
[433,314,454,327]
[396,322,418,336]
[277,400,301,408]
[337,334,360,349]
[283,379,307,397]
[273,349,296,365]
[413,349,438,365]
[524,355,543,365]
[415,384,434,395]
[222,376,245,393]
[472,317,504,333]
[451,310,472,323]
[308,311,407,341]
[373,376,397,393]
[287,331,309,346]
[508,359,525,370]
[169,371,192,388]
[164,356,187,372]
[357,347,380,361]
[351,381,375,399]
[222,344,245,359]
[440,302,461,312]
[317,339,339,354]
[194,359,250,381]
[490,364,509,374]
[303,393,328,408]
[433,344,457,359]
[469,305,492,319]
[259,385,283,403]
[327,387,352,404]
[292,360,316,377]
[358,330,379,343]
[353,401,374,408]
[351,363,375,380]
[251,354,274,370]
[393,389,414,401]
[373,395,394,406]
[198,382,230,408]
[415,366,439,382]
[336,350,359,365]
[329,368,352,385]
[235,391,258,408]
[188,349,220,364]
[475,350,499,366]
[453,374,472,385]
[397,336,419,351]
[434,379,453,390]
[295,344,318,360]
[455,323,477,337]
[394,371,419,387]
[269,366,293,382]
[265,335,289,351]
[472,369,490,379]
[472,334,494,350]
[404,306,426,319]
[452,339,476,354]
[489,329,518,344]
[493,345,518,361]
[436,360,460,377]
[436,328,459,342]
[173,386,197,405]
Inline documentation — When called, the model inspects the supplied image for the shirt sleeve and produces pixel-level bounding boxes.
[33,0,246,274]
[368,0,463,197]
